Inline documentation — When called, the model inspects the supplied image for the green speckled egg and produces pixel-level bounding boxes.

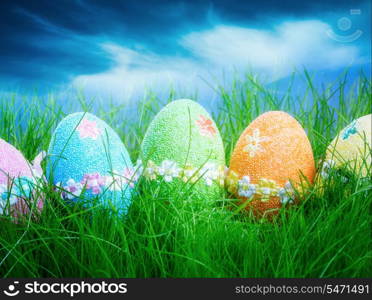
[139,99,225,200]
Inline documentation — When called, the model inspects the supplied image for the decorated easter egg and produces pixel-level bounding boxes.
[227,111,315,216]
[0,139,43,219]
[46,112,135,215]
[320,114,371,179]
[139,99,225,200]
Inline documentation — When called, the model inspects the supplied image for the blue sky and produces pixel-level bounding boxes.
[0,0,370,102]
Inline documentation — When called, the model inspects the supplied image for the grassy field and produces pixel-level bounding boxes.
[0,71,371,277]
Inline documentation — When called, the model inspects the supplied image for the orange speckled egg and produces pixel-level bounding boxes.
[227,111,315,216]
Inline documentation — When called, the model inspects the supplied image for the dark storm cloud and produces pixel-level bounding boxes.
[0,0,370,91]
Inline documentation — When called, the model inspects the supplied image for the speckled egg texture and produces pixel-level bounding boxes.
[139,99,225,200]
[46,112,134,215]
[0,139,43,219]
[227,111,315,215]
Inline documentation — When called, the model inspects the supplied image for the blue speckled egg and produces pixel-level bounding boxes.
[46,112,135,215]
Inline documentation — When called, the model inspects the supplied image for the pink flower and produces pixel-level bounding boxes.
[76,118,101,140]
[81,173,106,195]
[195,115,216,137]
[91,186,102,195]
[62,179,83,200]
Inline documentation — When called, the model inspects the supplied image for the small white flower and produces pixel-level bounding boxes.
[105,173,123,191]
[238,176,250,186]
[278,188,290,204]
[184,167,197,178]
[205,177,213,186]
[279,181,295,205]
[321,159,336,179]
[181,165,198,183]
[143,160,158,180]
[260,187,271,195]
[200,163,219,186]
[146,166,156,177]
[158,160,180,182]
[238,176,256,198]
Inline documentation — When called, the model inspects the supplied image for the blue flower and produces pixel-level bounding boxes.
[0,184,18,214]
[0,176,36,214]
[341,120,357,140]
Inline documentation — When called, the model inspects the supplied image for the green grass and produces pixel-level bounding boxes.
[0,71,371,277]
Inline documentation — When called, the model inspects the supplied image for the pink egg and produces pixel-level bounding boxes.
[0,139,44,220]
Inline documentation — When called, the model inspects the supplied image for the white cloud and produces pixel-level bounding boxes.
[73,44,204,100]
[181,20,359,79]
[72,20,361,101]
